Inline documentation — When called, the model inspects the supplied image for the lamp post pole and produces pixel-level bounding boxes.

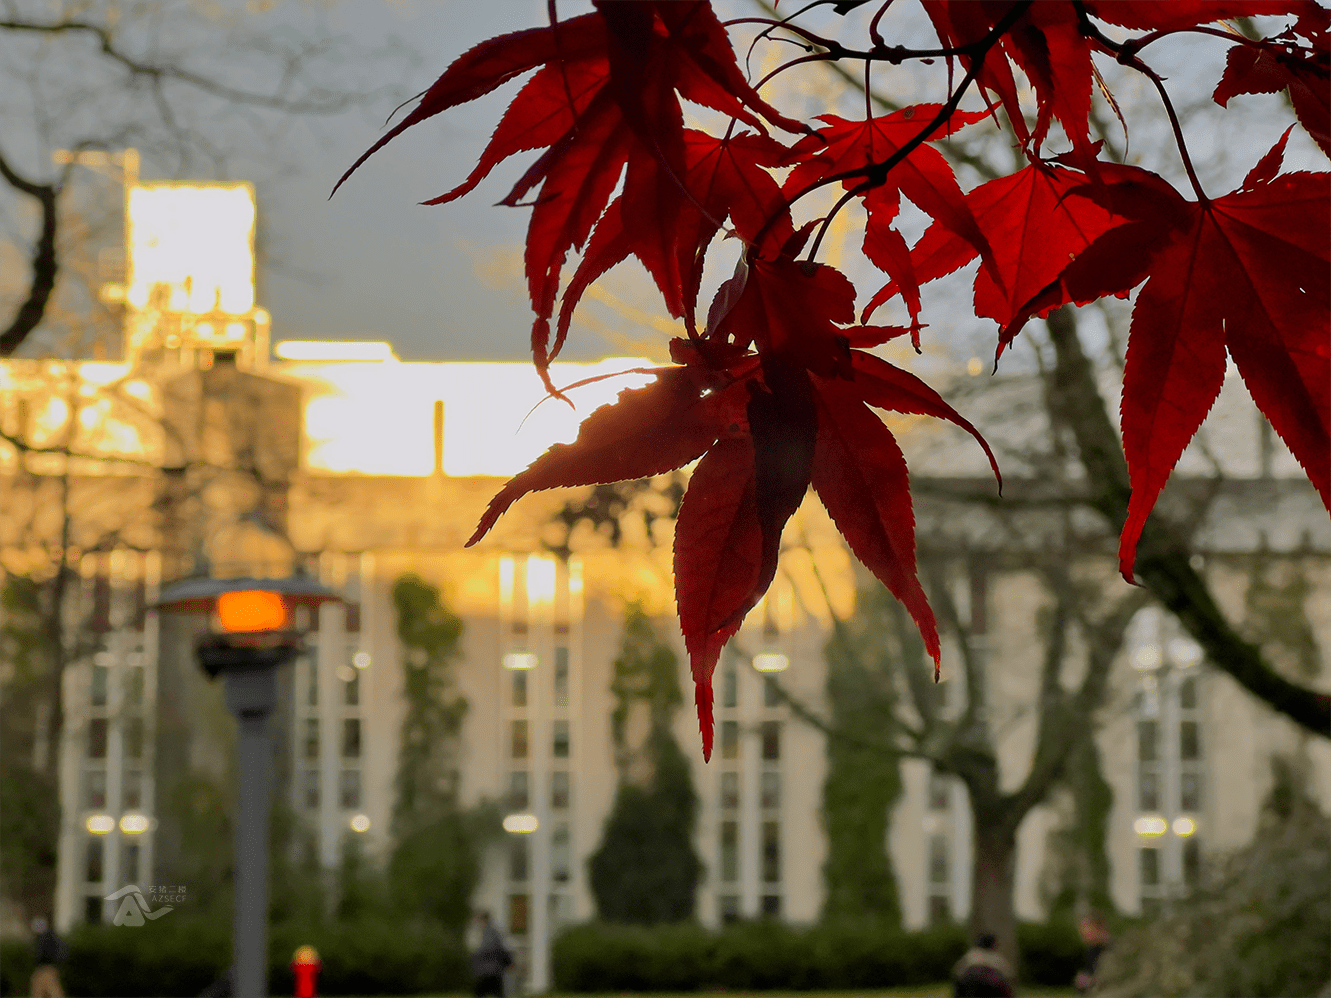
[224,666,281,998]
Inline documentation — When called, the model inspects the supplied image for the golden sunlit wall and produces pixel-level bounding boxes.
[281,353,654,478]
[126,184,255,314]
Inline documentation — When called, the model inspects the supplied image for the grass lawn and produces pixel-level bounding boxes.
[534,987,1078,998]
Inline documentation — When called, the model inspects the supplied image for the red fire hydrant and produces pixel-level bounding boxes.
[292,945,322,998]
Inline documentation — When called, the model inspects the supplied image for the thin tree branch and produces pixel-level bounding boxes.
[1043,305,1330,737]
[0,148,59,356]
[0,18,356,114]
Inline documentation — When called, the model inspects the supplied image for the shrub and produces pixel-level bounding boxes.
[0,938,36,997]
[711,920,817,991]
[553,921,712,993]
[552,918,979,993]
[62,919,230,997]
[1017,919,1084,986]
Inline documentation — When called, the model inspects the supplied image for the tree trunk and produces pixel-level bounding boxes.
[969,816,1019,978]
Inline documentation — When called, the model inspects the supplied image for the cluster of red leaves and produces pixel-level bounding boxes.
[335,0,1330,759]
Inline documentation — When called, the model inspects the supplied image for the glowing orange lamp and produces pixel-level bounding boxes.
[217,590,289,633]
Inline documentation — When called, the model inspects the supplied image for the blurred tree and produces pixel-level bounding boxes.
[1097,755,1330,998]
[0,577,59,918]
[589,605,702,924]
[820,581,903,925]
[388,573,491,934]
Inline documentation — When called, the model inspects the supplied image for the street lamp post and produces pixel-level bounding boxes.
[158,575,339,998]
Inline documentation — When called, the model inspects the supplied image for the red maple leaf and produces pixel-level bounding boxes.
[468,253,999,758]
[1212,11,1331,156]
[863,161,1166,356]
[1115,135,1331,579]
[785,107,998,337]
[334,2,803,395]
[555,129,794,354]
[922,2,1099,164]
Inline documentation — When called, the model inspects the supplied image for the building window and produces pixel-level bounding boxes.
[508,894,529,936]
[122,769,142,809]
[1138,771,1159,812]
[124,717,144,759]
[511,720,528,759]
[84,769,107,809]
[552,720,570,758]
[720,721,740,760]
[88,718,108,759]
[720,771,740,810]
[551,770,570,810]
[1137,720,1158,762]
[86,838,104,883]
[1179,720,1200,761]
[509,770,530,811]
[511,670,527,708]
[342,719,361,758]
[305,658,318,706]
[760,771,781,811]
[1139,847,1160,887]
[763,676,780,708]
[549,891,573,928]
[303,719,319,761]
[552,824,571,883]
[719,895,740,924]
[928,834,949,885]
[720,821,738,882]
[928,895,951,926]
[760,721,781,761]
[554,646,569,707]
[85,896,102,925]
[91,577,112,632]
[721,666,738,709]
[339,768,361,809]
[1182,837,1201,887]
[122,842,140,883]
[303,769,320,809]
[124,667,144,707]
[761,894,781,918]
[928,771,951,811]
[1179,675,1197,710]
[1180,771,1202,812]
[761,821,781,883]
[509,837,529,882]
[91,664,109,707]
[344,669,359,706]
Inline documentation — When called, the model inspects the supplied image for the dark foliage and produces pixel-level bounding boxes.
[588,607,702,923]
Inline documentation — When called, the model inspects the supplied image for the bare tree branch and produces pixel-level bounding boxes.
[0,18,358,115]
[0,148,58,356]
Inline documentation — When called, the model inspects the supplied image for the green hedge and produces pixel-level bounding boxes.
[553,920,971,992]
[2,919,468,997]
[4,917,1082,996]
[0,939,35,997]
[553,919,1084,993]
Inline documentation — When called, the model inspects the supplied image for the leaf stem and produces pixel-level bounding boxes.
[1073,3,1208,202]
[753,1,1032,262]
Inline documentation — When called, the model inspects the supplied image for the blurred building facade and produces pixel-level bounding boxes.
[2,179,1328,990]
